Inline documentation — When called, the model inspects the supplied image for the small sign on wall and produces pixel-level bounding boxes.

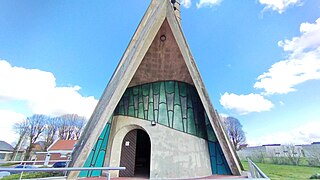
[125,141,130,147]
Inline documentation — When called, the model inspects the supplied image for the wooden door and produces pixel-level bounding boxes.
[119,130,137,177]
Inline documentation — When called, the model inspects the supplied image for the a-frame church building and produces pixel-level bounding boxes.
[68,0,242,179]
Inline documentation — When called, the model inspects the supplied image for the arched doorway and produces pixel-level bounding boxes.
[119,129,151,178]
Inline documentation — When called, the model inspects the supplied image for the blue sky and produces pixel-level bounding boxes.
[0,0,319,146]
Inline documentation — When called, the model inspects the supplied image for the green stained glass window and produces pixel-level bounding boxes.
[80,116,113,177]
[82,81,231,177]
[142,84,149,96]
[159,82,166,103]
[173,105,183,131]
[114,80,215,141]
[179,82,187,96]
[158,103,168,126]
[153,82,160,95]
[165,81,175,93]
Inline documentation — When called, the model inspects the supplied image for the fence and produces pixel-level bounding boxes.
[0,166,125,180]
[247,158,269,179]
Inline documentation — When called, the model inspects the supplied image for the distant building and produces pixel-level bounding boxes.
[36,140,76,166]
[300,142,320,159]
[237,143,317,160]
[0,141,14,161]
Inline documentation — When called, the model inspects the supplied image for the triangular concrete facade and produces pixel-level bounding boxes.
[68,0,241,178]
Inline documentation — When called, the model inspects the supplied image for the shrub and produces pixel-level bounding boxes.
[310,173,320,179]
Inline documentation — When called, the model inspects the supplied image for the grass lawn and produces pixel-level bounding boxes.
[242,161,320,179]
[1,172,55,180]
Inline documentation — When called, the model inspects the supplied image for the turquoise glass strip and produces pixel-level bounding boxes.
[79,116,112,177]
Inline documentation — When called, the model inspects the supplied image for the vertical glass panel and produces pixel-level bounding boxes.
[128,106,135,116]
[187,108,196,135]
[154,109,159,123]
[118,105,124,115]
[142,84,150,96]
[159,82,166,103]
[153,94,159,110]
[180,97,187,119]
[173,105,183,131]
[138,86,143,103]
[165,81,175,93]
[143,96,149,111]
[149,84,154,103]
[168,111,173,127]
[187,94,193,109]
[158,103,168,126]
[197,112,206,139]
[129,89,134,106]
[166,93,174,111]
[153,82,160,95]
[138,102,144,119]
[133,86,139,95]
[174,82,180,105]
[183,118,187,133]
[179,82,187,96]
[148,102,154,121]
[124,96,129,115]
[134,95,139,117]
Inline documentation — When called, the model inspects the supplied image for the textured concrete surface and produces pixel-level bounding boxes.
[129,19,193,87]
[107,116,212,179]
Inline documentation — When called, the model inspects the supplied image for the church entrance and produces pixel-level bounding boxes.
[119,129,151,178]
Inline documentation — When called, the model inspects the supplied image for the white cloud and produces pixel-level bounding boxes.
[248,121,320,146]
[259,0,301,14]
[218,113,229,118]
[196,0,222,9]
[0,60,98,118]
[0,110,25,145]
[278,18,320,54]
[181,0,192,8]
[254,18,320,94]
[220,93,274,115]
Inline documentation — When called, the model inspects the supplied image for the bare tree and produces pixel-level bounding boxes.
[43,117,58,150]
[57,114,86,140]
[73,116,86,140]
[283,144,302,165]
[24,114,47,160]
[221,116,246,151]
[11,120,28,160]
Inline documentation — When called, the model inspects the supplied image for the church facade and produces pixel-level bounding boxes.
[68,0,242,179]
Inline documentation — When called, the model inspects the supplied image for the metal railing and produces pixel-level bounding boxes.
[1,160,71,165]
[0,166,125,180]
[247,158,269,179]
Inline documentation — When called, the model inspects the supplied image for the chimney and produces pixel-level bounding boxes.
[171,0,181,24]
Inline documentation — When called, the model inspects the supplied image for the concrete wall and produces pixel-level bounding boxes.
[106,116,212,179]
[238,145,306,160]
[301,144,320,158]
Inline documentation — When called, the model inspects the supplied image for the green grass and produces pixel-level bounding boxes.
[242,161,320,180]
[0,162,19,167]
[2,172,62,180]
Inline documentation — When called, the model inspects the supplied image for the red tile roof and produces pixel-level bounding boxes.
[48,140,77,151]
